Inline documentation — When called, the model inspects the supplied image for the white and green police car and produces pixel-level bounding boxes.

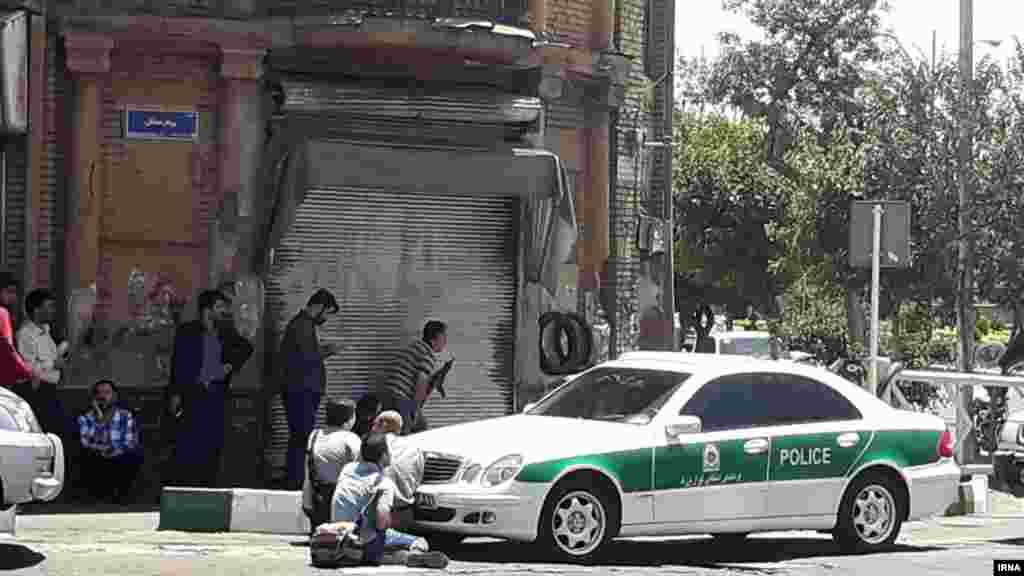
[406,352,959,561]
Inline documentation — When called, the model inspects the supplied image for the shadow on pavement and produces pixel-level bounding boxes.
[992,538,1024,546]
[447,537,945,567]
[17,501,160,516]
[0,543,45,569]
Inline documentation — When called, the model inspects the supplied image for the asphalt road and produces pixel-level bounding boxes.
[0,512,1020,575]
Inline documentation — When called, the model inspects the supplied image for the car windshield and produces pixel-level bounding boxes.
[719,336,774,358]
[527,367,691,424]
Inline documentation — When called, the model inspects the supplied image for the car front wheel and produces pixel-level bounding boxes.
[833,471,905,553]
[537,480,619,562]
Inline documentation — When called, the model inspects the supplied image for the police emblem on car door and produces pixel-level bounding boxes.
[703,443,720,473]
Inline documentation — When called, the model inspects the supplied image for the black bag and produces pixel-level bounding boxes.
[310,523,365,568]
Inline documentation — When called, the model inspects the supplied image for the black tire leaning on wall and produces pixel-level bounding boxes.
[539,312,595,376]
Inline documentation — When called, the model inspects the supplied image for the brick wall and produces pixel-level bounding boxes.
[535,0,655,358]
[94,51,219,324]
[39,31,67,294]
[544,0,591,45]
[609,0,647,355]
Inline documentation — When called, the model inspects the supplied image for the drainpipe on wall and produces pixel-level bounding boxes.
[529,0,546,36]
[607,0,621,356]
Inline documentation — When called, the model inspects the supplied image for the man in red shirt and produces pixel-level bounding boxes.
[0,272,39,389]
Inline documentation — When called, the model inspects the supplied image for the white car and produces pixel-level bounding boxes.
[0,386,64,509]
[406,352,960,561]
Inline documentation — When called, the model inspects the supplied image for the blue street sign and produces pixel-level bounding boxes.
[124,108,199,141]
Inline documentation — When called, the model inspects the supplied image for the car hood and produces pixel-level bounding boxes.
[404,415,652,466]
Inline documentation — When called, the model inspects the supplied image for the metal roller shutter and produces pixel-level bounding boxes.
[264,186,517,475]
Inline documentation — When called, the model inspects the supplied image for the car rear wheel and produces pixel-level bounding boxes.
[537,479,619,562]
[833,471,904,553]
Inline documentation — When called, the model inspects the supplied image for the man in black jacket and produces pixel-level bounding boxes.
[167,289,254,487]
[277,289,341,489]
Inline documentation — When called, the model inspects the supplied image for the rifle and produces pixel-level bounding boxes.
[423,357,454,402]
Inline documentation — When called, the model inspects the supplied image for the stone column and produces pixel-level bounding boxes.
[212,46,265,285]
[63,33,113,297]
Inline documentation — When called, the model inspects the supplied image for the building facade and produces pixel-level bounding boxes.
[8,0,675,488]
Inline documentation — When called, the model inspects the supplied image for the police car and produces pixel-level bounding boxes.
[406,352,959,561]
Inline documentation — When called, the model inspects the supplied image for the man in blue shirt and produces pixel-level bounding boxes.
[328,432,447,568]
[78,379,141,503]
[168,289,253,487]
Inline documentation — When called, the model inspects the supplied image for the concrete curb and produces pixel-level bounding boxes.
[229,489,309,535]
[945,475,990,516]
[159,488,233,532]
[159,487,309,535]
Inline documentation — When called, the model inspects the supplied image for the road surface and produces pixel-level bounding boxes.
[0,511,1021,575]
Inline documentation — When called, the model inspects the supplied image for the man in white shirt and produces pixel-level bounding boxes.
[17,289,67,386]
[16,289,70,437]
[370,411,425,528]
[303,400,361,528]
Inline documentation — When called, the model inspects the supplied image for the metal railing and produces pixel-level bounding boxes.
[58,0,528,24]
[885,368,1024,477]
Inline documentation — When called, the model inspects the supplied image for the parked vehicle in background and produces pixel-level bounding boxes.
[0,386,64,509]
[684,330,790,360]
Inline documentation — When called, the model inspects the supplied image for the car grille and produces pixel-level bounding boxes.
[422,453,463,484]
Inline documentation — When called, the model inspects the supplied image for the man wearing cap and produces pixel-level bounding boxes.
[278,289,342,489]
[302,399,360,529]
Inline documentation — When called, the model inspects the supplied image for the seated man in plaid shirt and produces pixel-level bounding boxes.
[78,379,142,503]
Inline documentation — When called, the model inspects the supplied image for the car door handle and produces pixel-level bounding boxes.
[744,438,769,455]
[837,432,861,448]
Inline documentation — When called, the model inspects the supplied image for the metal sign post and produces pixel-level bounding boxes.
[849,200,911,396]
[869,204,884,395]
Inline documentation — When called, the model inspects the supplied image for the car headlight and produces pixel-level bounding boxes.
[24,410,40,433]
[0,403,39,433]
[481,454,523,487]
[461,463,482,484]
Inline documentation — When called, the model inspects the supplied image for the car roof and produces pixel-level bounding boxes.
[614,351,779,372]
[612,350,884,410]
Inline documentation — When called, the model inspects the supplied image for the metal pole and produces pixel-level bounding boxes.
[661,0,677,351]
[956,0,977,466]
[869,203,883,396]
[932,30,937,74]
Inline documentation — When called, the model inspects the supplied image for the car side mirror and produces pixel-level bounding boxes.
[665,415,702,438]
[522,402,537,413]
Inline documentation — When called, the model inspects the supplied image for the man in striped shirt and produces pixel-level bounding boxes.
[376,321,447,435]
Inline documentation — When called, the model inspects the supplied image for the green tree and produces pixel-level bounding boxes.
[677,0,890,343]
[672,112,783,318]
[767,127,861,342]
